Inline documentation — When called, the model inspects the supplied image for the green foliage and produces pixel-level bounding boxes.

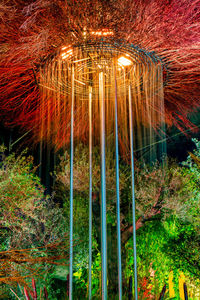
[180,138,200,230]
[124,140,200,298]
[0,148,41,211]
[165,220,200,279]
[134,160,197,220]
[0,147,68,299]
[91,239,101,298]
[55,144,198,232]
[3,140,196,298]
[125,221,170,297]
[182,138,200,172]
[55,143,128,196]
[125,218,200,299]
[0,147,66,249]
[53,142,200,297]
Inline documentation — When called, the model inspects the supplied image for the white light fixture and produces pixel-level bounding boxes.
[118,56,132,67]
[61,48,73,59]
[90,29,114,36]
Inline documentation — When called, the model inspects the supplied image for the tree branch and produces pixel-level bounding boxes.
[121,187,165,244]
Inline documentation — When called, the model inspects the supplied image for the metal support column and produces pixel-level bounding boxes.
[89,86,93,300]
[114,66,122,300]
[128,85,138,300]
[99,71,107,300]
[69,65,75,300]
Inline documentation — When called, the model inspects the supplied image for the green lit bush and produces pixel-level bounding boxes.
[0,146,66,249]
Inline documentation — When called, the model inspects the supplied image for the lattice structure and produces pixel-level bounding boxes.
[39,40,166,161]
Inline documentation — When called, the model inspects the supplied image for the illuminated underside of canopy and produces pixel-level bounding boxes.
[39,40,166,161]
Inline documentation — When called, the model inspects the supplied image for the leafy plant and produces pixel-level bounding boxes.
[55,144,199,242]
[0,147,67,249]
[55,143,128,196]
[10,278,48,300]
[52,142,200,298]
[0,147,69,298]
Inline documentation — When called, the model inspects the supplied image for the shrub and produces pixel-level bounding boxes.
[0,146,66,249]
[0,146,68,299]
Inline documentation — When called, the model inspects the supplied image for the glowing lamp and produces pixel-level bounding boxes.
[61,47,73,59]
[118,56,132,67]
[90,29,114,36]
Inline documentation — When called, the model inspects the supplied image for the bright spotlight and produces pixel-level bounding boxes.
[61,47,73,59]
[118,56,132,67]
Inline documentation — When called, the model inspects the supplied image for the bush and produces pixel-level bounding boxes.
[53,142,200,297]
[0,146,66,249]
[0,146,68,299]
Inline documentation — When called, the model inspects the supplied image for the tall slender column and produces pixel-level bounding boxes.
[89,86,93,300]
[69,65,75,300]
[114,66,122,300]
[128,85,138,300]
[99,71,107,300]
[39,141,42,178]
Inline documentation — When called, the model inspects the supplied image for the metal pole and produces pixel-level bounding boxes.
[114,66,122,300]
[128,277,133,300]
[39,141,42,178]
[128,85,138,300]
[69,65,75,300]
[158,285,166,300]
[184,283,188,300]
[99,71,107,300]
[89,86,92,300]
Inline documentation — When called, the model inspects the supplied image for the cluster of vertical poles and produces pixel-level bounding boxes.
[69,64,138,299]
[38,42,167,299]
[39,45,165,161]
